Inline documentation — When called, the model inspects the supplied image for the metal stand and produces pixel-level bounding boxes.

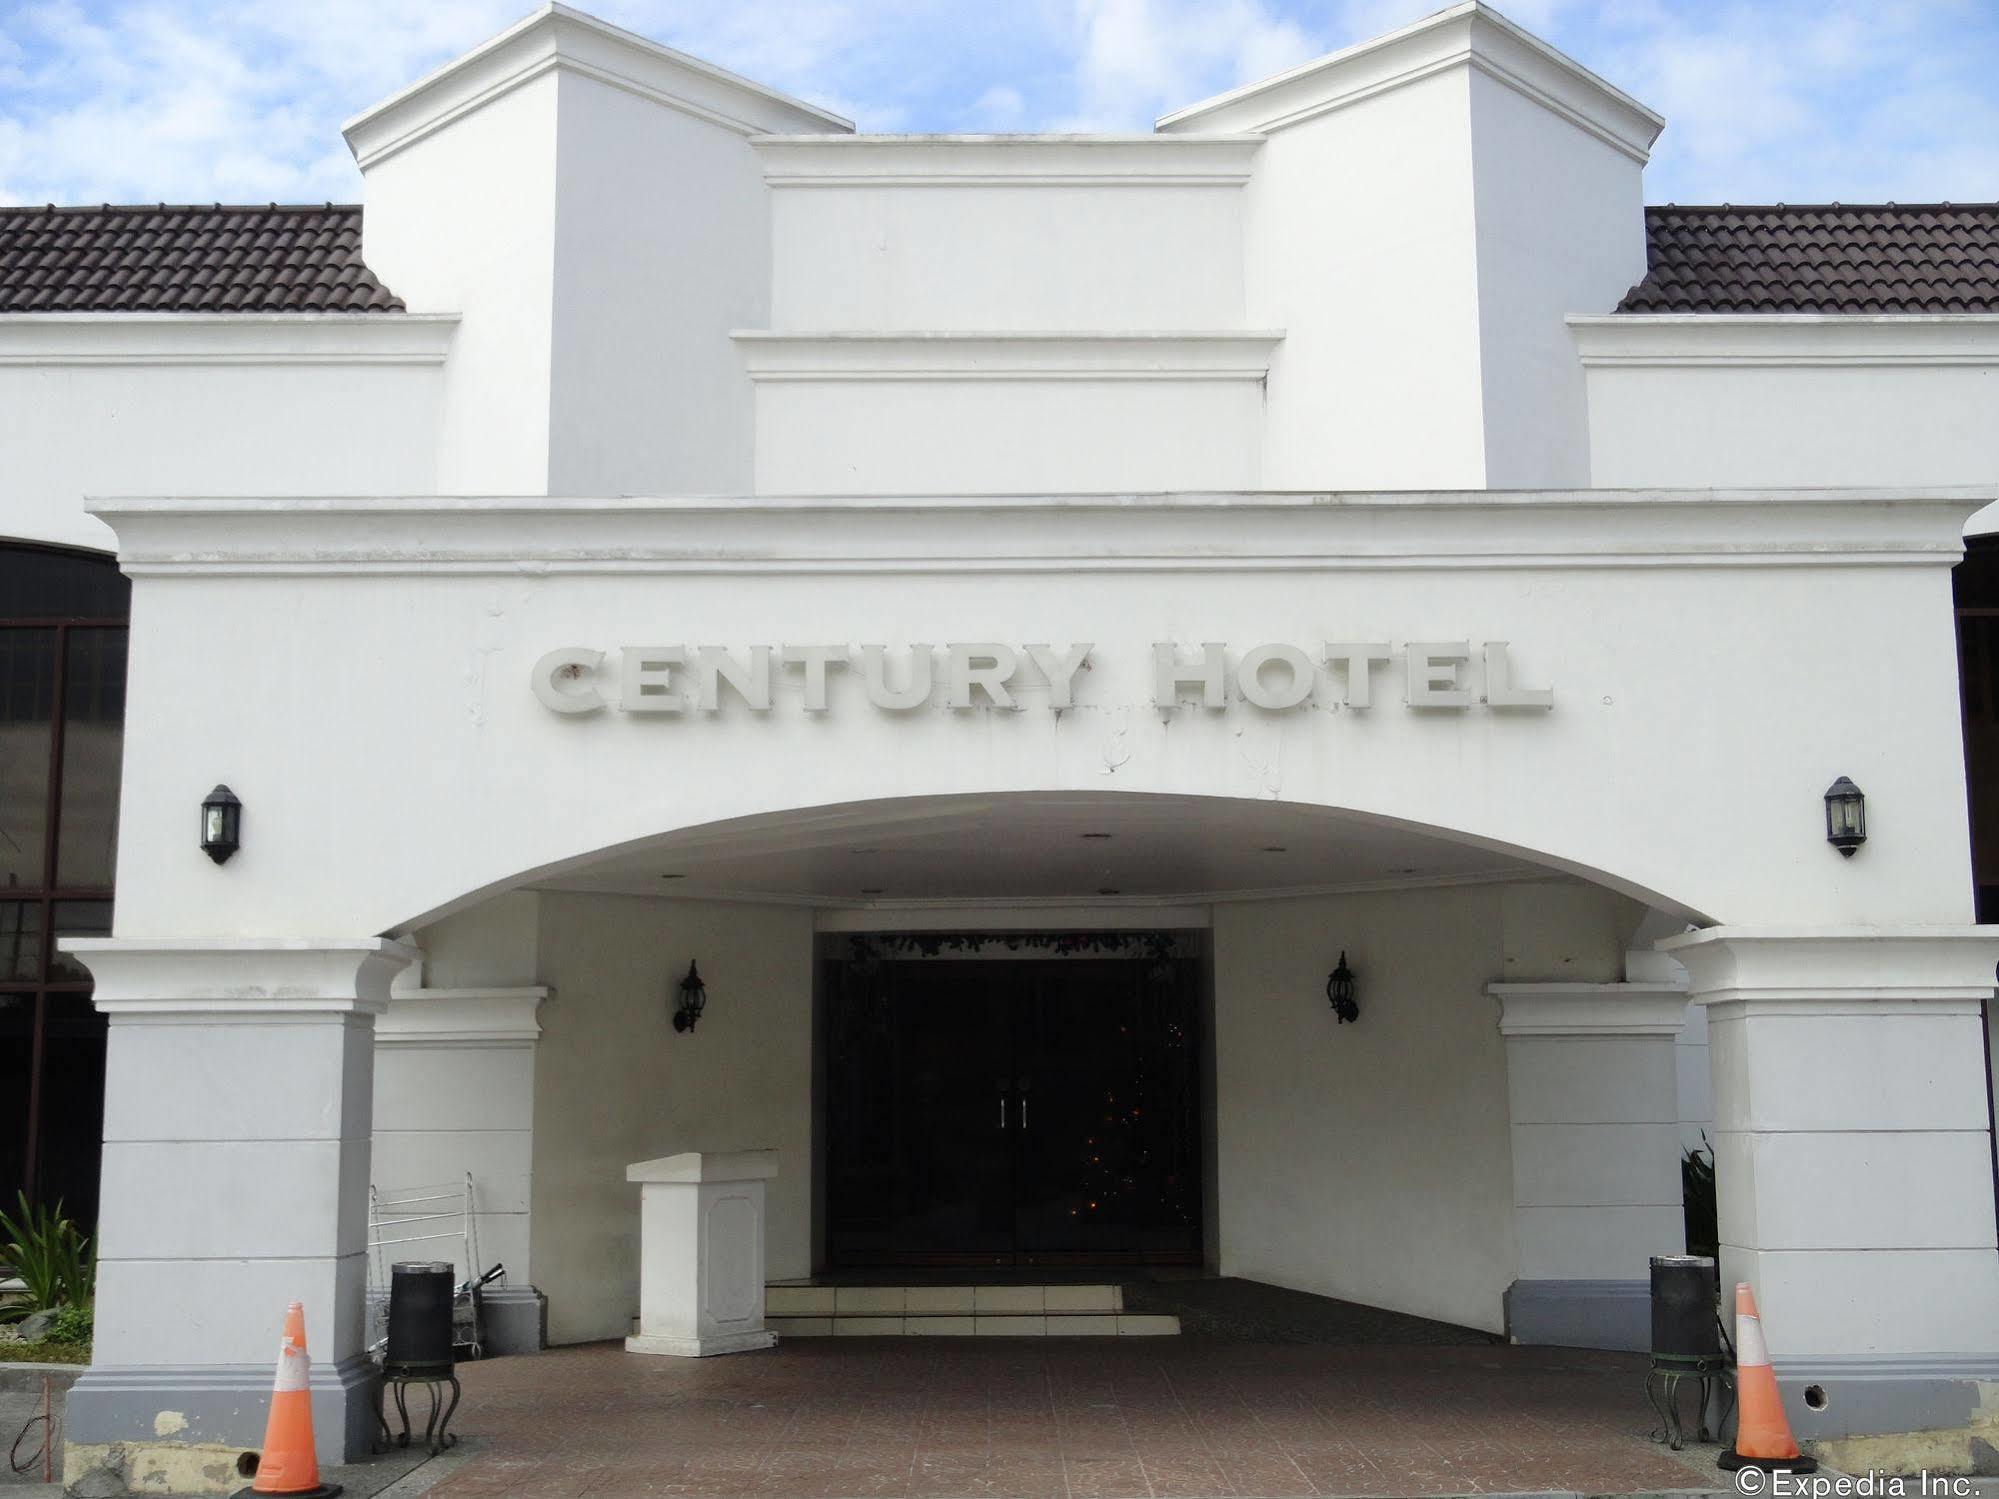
[374,1364,461,1457]
[1646,1353,1733,1450]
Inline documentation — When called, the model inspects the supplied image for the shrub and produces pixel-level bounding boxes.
[45,1302,93,1347]
[0,1192,94,1317]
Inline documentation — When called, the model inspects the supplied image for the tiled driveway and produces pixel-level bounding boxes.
[425,1338,1721,1498]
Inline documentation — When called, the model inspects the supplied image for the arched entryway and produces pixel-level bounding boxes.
[375,791,1699,1350]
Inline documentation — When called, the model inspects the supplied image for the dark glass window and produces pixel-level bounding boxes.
[0,543,128,1228]
[0,629,57,890]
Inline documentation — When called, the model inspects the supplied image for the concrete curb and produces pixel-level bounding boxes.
[0,1365,83,1396]
[357,1437,482,1499]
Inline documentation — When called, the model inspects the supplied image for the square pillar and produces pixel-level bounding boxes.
[60,938,415,1492]
[373,986,548,1354]
[1662,926,1999,1457]
[1490,981,1690,1350]
[625,1150,777,1357]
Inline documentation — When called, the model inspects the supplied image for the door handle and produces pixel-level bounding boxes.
[1020,1094,1029,1130]
[998,1094,1007,1129]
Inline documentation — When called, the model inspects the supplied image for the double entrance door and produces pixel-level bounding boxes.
[825,951,1203,1266]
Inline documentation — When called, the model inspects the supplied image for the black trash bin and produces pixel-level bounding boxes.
[1645,1254,1731,1451]
[1651,1254,1721,1357]
[385,1261,456,1373]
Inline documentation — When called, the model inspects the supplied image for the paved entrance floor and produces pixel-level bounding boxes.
[424,1339,1722,1498]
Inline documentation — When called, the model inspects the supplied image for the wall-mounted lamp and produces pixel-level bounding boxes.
[200,784,242,865]
[1325,951,1359,1024]
[1824,776,1866,857]
[672,960,707,1033]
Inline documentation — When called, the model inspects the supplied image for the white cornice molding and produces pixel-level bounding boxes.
[59,938,419,1017]
[0,313,457,367]
[1572,314,1999,368]
[735,331,1283,383]
[755,135,1262,188]
[342,3,849,170]
[1488,981,1688,1037]
[378,987,548,1046]
[83,488,1992,578]
[1660,926,1999,1017]
[1157,2,1660,161]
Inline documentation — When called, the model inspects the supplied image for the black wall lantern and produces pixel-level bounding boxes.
[1325,951,1359,1024]
[1824,776,1867,857]
[672,960,707,1032]
[200,784,242,864]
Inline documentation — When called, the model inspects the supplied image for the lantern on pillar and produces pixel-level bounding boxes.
[200,785,242,865]
[1824,776,1866,857]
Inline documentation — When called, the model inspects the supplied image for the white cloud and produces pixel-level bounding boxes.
[973,85,1028,128]
[0,0,1993,204]
[1058,0,1318,129]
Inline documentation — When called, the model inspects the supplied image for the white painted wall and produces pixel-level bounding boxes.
[745,336,1273,493]
[529,892,814,1345]
[546,69,768,495]
[373,993,541,1286]
[1576,317,1999,507]
[355,73,563,494]
[1173,3,1656,492]
[0,317,447,552]
[95,489,1982,942]
[1495,989,1685,1288]
[760,139,1255,334]
[371,892,548,1287]
[1213,884,1516,1331]
[1467,69,1648,487]
[1237,69,1489,490]
[346,4,845,501]
[1676,1001,1714,1155]
[1211,878,1644,1333]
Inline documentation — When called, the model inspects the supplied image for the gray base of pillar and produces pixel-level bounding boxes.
[1503,1278,1649,1352]
[63,1353,379,1493]
[1779,1354,1999,1465]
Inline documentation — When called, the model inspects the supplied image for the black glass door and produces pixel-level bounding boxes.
[825,949,1201,1266]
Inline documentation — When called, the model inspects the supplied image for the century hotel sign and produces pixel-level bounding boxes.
[532,642,1553,715]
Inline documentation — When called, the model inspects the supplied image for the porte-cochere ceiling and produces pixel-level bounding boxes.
[528,792,1569,909]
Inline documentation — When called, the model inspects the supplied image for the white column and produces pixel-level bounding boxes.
[1490,981,1690,1349]
[373,987,547,1353]
[60,938,415,1483]
[1662,927,1999,1450]
[625,1151,777,1357]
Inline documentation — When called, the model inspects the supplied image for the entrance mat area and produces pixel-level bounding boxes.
[1119,1279,1495,1348]
[415,1338,1718,1497]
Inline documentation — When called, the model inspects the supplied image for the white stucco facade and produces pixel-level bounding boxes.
[5,1,1999,1488]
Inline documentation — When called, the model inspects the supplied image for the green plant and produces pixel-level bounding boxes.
[0,1192,94,1317]
[44,1301,93,1347]
[1682,1135,1717,1258]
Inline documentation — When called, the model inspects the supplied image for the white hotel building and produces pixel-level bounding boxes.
[2,0,1998,1486]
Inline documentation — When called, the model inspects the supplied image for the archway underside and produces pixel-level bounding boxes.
[488,791,1702,920]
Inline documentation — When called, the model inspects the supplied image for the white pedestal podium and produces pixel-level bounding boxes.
[624,1150,779,1357]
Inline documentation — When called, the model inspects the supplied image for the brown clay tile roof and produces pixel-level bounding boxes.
[1619,203,1999,313]
[0,203,402,313]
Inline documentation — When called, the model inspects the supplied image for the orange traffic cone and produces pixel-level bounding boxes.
[235,1302,342,1499]
[1719,1281,1817,1475]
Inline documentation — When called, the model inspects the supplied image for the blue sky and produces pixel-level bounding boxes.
[1,0,1995,206]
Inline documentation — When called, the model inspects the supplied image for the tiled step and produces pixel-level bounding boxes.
[764,1283,1178,1337]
